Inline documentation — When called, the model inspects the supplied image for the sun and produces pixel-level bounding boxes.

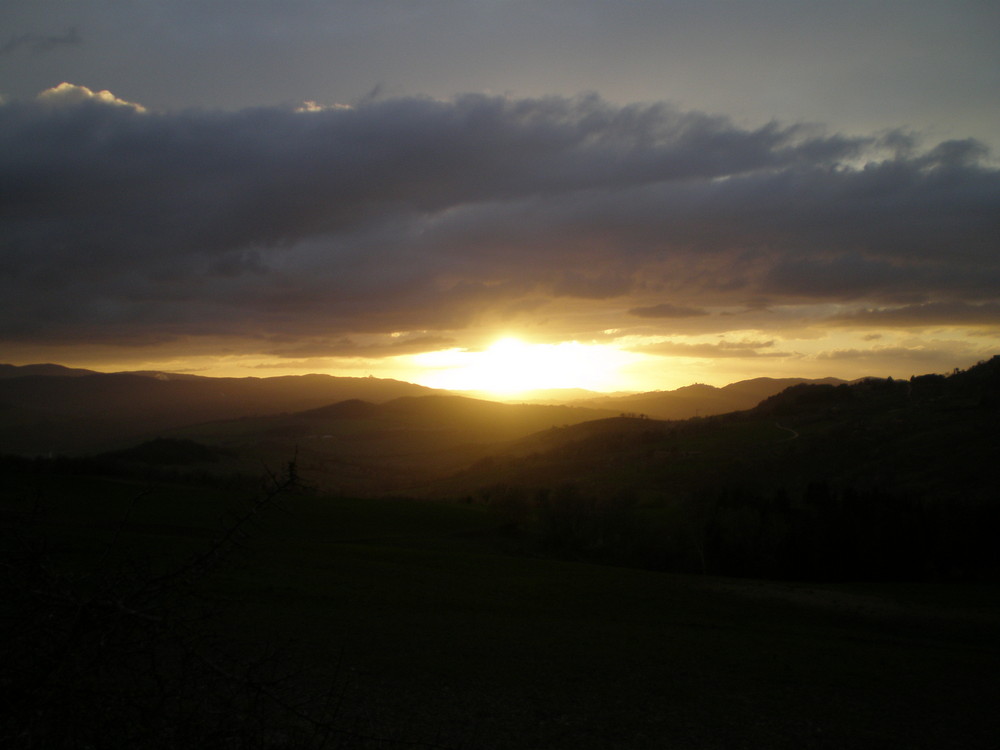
[410,337,639,395]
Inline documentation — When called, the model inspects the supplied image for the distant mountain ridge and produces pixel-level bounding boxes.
[568,377,847,420]
[0,363,855,455]
[0,367,444,454]
[423,356,1000,504]
[153,393,620,495]
[5,358,996,502]
[0,363,99,379]
[9,357,997,582]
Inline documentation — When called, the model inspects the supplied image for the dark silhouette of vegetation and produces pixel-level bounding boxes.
[571,376,848,420]
[683,482,1000,581]
[475,357,1000,582]
[481,476,1000,581]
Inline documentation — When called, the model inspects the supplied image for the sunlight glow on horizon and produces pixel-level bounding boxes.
[409,337,646,395]
[12,327,995,396]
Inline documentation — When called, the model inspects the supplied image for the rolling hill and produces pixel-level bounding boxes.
[567,376,847,419]
[0,363,99,379]
[0,369,444,454]
[154,394,620,495]
[0,364,848,459]
[432,359,1000,503]
[4,359,999,748]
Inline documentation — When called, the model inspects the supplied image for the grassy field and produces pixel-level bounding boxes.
[3,471,1000,748]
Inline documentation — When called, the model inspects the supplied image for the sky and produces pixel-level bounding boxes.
[1,1,999,393]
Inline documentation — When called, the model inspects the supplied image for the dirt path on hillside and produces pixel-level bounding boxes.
[774,422,799,441]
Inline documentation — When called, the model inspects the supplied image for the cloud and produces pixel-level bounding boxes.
[0,27,80,57]
[265,334,456,359]
[829,302,1000,329]
[632,339,793,359]
[36,82,146,111]
[0,88,998,356]
[818,347,928,361]
[628,303,710,318]
[812,335,998,375]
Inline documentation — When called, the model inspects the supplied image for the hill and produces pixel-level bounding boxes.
[420,357,1000,581]
[158,394,619,495]
[77,357,1000,580]
[0,369,444,454]
[0,363,99,379]
[4,360,999,746]
[568,376,846,419]
[441,362,999,507]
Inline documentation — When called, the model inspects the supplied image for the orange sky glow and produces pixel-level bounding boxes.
[9,323,997,397]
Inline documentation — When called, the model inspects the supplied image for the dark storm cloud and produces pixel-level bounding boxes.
[1,87,998,351]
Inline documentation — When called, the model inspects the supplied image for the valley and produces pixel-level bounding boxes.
[2,358,999,748]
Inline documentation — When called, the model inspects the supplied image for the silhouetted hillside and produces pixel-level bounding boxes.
[4,358,999,582]
[569,376,846,419]
[0,370,444,454]
[0,363,98,379]
[298,399,382,420]
[159,395,619,495]
[429,358,1000,581]
[376,395,616,438]
[447,358,1000,501]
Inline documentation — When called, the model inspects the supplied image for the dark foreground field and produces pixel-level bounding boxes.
[3,472,999,749]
